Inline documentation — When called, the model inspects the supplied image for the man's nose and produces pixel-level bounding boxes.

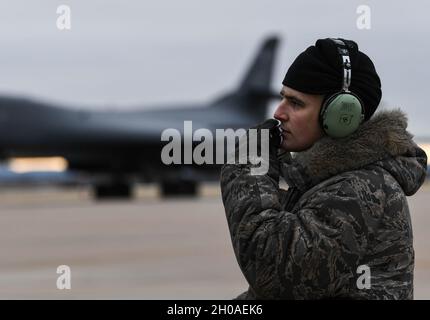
[273,104,288,122]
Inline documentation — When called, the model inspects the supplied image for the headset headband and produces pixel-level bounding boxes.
[330,38,352,92]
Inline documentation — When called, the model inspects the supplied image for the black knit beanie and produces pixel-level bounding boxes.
[283,38,382,121]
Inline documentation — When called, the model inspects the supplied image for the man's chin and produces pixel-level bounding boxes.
[280,143,295,152]
[280,142,311,153]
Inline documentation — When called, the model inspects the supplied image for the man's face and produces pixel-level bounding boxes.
[274,86,325,152]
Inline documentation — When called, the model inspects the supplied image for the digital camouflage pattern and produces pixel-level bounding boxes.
[220,109,428,299]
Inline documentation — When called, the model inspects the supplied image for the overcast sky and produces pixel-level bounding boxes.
[0,0,429,137]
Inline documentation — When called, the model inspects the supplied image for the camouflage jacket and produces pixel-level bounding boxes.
[220,109,428,299]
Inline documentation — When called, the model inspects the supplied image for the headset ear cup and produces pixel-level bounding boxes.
[320,93,339,135]
[320,92,364,138]
[351,91,365,121]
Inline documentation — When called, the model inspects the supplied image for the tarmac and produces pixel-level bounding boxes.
[0,182,428,299]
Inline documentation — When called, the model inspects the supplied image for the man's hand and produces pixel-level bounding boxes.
[246,119,284,181]
[251,119,284,148]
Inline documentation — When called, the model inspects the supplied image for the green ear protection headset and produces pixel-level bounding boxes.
[319,38,365,138]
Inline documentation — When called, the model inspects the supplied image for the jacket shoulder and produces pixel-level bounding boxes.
[300,165,390,200]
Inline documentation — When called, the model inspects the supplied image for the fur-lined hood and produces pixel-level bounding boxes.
[281,109,428,195]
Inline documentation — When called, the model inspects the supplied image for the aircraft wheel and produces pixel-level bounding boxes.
[161,181,197,197]
[93,182,133,199]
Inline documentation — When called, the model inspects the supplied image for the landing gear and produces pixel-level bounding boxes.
[93,182,133,199]
[161,180,198,197]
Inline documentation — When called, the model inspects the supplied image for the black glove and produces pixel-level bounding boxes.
[227,119,284,178]
[251,119,284,148]
[246,119,284,181]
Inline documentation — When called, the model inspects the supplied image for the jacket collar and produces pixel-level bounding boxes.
[280,109,427,193]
